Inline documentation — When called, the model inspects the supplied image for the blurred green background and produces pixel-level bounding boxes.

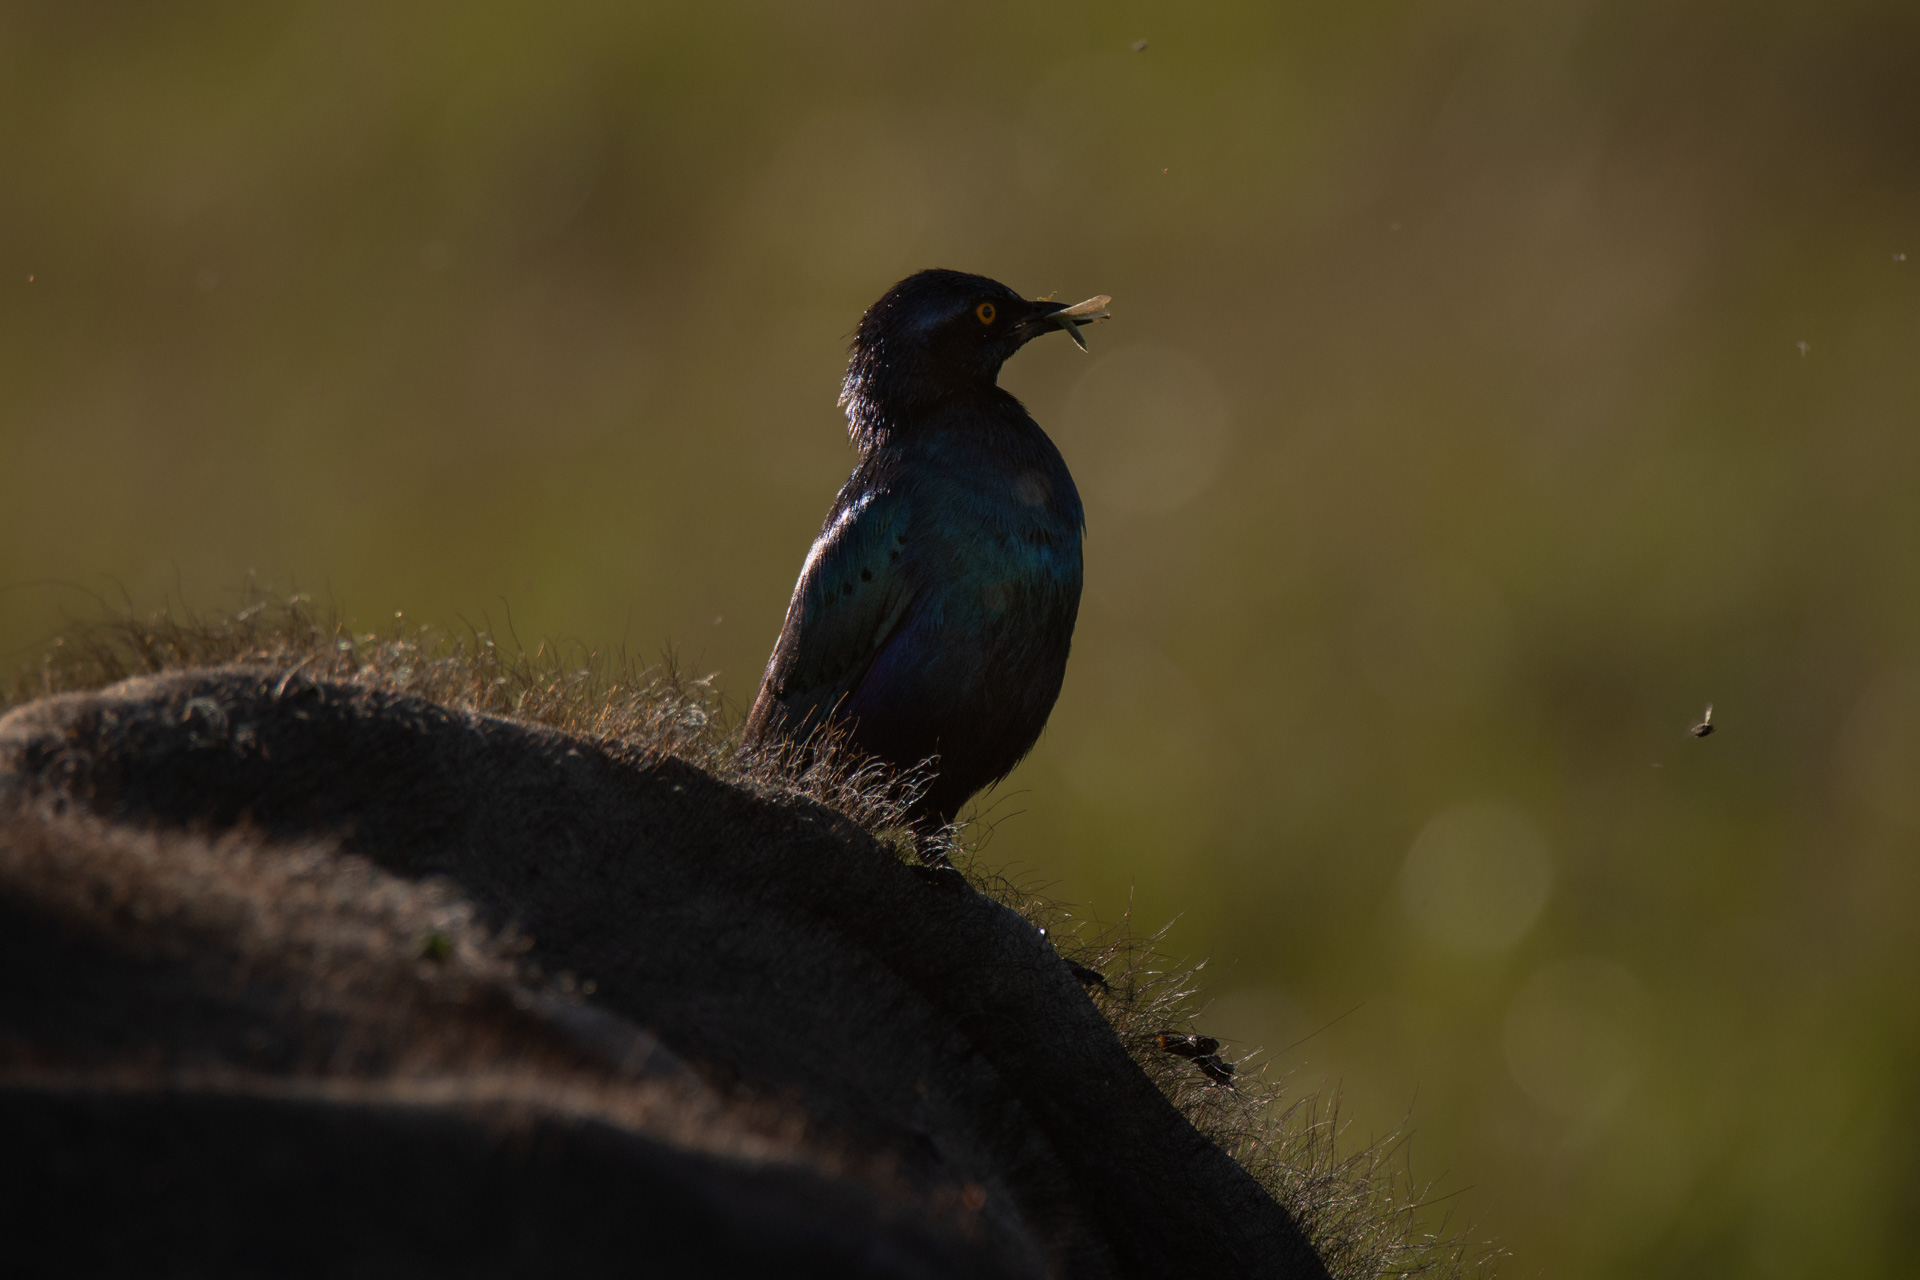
[4,1,1917,1273]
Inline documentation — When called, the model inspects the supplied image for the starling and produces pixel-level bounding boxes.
[745,270,1110,834]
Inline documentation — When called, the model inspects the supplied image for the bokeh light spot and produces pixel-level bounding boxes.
[1503,957,1649,1119]
[1399,802,1551,952]
[1062,345,1231,515]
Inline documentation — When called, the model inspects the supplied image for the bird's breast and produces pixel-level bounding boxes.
[890,424,1084,633]
[1012,468,1051,508]
[935,498,1080,629]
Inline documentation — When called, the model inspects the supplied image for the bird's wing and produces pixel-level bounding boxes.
[746,487,917,742]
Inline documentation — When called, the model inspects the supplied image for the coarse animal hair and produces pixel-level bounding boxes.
[0,804,1020,1275]
[3,589,1491,1279]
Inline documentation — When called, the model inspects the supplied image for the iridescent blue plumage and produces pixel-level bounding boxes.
[744,270,1103,832]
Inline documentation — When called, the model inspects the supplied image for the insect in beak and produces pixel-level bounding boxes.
[1018,294,1113,350]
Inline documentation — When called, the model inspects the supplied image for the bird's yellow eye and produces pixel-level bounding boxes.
[975,302,997,325]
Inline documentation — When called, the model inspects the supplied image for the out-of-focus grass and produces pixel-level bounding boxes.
[4,3,1917,1275]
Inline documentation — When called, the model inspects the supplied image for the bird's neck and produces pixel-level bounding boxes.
[840,335,1017,449]
[840,376,1014,452]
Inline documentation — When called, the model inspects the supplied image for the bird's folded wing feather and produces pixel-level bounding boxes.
[750,488,917,738]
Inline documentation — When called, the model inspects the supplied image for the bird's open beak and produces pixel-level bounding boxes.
[1017,294,1113,351]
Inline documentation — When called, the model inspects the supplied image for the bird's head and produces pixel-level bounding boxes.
[841,269,1110,443]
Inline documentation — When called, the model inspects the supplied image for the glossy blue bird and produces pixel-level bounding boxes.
[745,269,1110,835]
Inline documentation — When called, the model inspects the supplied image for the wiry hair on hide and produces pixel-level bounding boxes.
[3,590,1491,1279]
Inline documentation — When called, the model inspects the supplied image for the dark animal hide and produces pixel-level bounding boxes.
[0,666,1330,1279]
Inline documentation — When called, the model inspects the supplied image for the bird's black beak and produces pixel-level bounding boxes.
[1014,294,1113,351]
